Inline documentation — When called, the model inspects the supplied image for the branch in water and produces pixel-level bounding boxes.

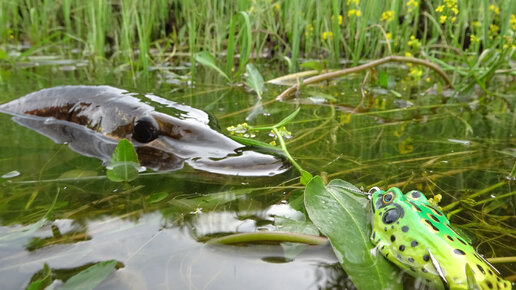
[276,56,454,101]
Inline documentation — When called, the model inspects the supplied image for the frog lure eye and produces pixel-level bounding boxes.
[367,187,512,290]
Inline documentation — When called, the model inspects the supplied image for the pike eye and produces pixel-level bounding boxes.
[382,193,394,204]
[133,117,158,143]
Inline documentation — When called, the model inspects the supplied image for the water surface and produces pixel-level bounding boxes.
[0,64,514,289]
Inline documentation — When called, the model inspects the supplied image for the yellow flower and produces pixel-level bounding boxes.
[227,123,254,137]
[273,3,280,11]
[436,1,459,16]
[503,36,514,49]
[348,9,361,17]
[489,24,499,35]
[489,24,500,39]
[381,10,395,23]
[374,98,386,109]
[444,0,456,8]
[347,0,359,6]
[428,194,442,207]
[398,137,414,154]
[340,113,352,124]
[322,31,333,41]
[406,0,419,12]
[470,34,480,43]
[407,0,418,7]
[489,5,500,15]
[305,25,314,37]
[410,66,423,79]
[395,123,407,136]
[440,15,447,23]
[386,32,392,40]
[407,35,421,49]
[510,14,516,31]
[332,15,343,25]
[451,16,456,23]
[472,21,481,28]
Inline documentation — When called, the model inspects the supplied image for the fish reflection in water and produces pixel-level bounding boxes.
[0,86,289,176]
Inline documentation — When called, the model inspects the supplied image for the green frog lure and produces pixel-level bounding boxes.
[368,187,512,289]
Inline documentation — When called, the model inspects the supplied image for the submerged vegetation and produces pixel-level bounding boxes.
[0,0,515,289]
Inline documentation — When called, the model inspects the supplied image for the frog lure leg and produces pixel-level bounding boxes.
[365,187,512,289]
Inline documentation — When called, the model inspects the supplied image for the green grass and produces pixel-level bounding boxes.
[1,0,515,76]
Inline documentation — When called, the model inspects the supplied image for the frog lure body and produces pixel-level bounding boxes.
[369,187,512,289]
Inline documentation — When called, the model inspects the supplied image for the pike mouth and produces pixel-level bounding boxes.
[0,85,291,177]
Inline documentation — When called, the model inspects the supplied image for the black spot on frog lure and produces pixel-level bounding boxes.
[369,187,512,289]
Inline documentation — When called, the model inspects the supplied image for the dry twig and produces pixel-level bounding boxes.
[276,56,454,101]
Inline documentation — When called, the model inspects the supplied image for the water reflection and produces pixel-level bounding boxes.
[0,67,514,289]
[0,209,345,290]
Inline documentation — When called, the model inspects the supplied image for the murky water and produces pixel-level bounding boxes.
[0,64,514,289]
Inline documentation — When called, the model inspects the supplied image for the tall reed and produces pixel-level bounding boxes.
[0,0,514,76]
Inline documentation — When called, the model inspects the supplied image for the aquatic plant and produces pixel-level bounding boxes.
[0,1,514,289]
[1,0,515,79]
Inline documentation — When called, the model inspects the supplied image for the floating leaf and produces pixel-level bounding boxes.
[246,63,264,99]
[106,139,140,182]
[195,51,230,82]
[304,177,402,290]
[60,260,119,290]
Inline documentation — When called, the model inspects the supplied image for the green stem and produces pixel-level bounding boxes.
[206,231,328,245]
[487,256,516,264]
[272,127,303,173]
[474,191,516,206]
[442,181,507,212]
[447,190,516,219]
